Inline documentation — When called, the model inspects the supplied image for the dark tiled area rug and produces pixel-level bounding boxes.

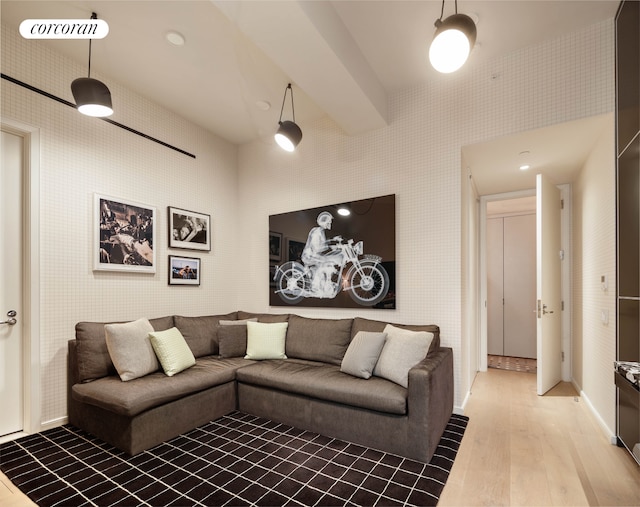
[1,411,468,507]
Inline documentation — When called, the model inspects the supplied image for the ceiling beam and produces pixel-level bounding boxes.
[212,0,388,136]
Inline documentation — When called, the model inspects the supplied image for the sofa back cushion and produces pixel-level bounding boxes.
[237,311,290,323]
[285,314,353,365]
[75,316,174,383]
[173,312,238,358]
[351,317,440,353]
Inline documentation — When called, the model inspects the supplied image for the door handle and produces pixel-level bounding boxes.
[542,304,554,315]
[1,310,17,325]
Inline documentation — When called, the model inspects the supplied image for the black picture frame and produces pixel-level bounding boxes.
[269,231,282,261]
[168,255,201,286]
[168,207,211,251]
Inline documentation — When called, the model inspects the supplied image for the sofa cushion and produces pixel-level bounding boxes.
[245,322,288,360]
[76,316,174,383]
[173,313,237,358]
[72,357,253,417]
[351,317,440,353]
[105,318,159,381]
[285,315,353,366]
[237,359,407,415]
[149,327,196,376]
[237,311,290,323]
[340,331,387,379]
[373,324,434,388]
[218,325,248,358]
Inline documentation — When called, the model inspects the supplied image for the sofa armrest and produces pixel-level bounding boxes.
[68,340,80,386]
[407,347,454,458]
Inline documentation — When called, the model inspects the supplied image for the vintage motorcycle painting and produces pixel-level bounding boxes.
[269,195,395,309]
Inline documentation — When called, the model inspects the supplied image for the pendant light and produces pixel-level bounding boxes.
[429,0,477,74]
[71,13,113,117]
[274,83,302,152]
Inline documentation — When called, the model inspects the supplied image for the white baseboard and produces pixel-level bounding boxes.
[454,390,471,415]
[572,380,616,445]
[40,416,68,432]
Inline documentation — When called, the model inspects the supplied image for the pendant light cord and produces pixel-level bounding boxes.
[438,0,458,21]
[277,83,295,124]
[87,12,97,78]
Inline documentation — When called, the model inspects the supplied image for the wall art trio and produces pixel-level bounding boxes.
[94,194,209,286]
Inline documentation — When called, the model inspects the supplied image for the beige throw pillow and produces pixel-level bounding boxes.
[104,318,158,381]
[373,324,434,388]
[340,331,387,379]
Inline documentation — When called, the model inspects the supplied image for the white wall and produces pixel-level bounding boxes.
[1,23,240,426]
[572,114,617,437]
[236,19,615,411]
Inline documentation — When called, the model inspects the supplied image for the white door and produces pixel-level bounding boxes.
[536,174,562,395]
[1,130,24,435]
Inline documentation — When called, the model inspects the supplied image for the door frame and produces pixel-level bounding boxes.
[1,118,41,436]
[478,185,571,382]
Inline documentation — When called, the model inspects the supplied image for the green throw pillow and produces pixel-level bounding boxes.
[244,321,288,360]
[149,327,196,376]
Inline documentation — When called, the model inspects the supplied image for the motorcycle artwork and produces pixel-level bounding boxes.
[273,211,390,306]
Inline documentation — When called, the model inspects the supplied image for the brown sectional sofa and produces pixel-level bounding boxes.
[67,311,454,463]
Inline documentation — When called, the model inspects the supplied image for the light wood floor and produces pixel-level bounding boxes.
[2,369,639,506]
[440,368,640,506]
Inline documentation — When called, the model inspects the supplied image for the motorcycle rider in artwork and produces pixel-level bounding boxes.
[301,211,343,296]
[274,210,390,306]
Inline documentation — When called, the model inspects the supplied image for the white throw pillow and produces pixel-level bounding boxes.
[149,327,196,376]
[105,318,159,381]
[340,331,387,379]
[373,324,434,388]
[244,321,288,360]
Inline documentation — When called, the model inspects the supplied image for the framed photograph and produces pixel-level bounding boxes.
[168,207,211,251]
[269,231,282,261]
[95,193,156,273]
[169,255,201,286]
[286,238,305,262]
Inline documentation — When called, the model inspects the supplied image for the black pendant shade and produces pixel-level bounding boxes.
[275,120,303,152]
[71,77,113,117]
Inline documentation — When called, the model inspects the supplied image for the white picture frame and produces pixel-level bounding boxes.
[94,193,156,273]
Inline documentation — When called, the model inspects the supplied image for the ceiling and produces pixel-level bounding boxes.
[1,1,619,195]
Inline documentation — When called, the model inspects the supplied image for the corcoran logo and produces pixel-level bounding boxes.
[19,19,109,39]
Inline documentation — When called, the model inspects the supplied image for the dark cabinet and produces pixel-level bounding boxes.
[616,0,640,155]
[616,0,640,465]
[617,135,640,298]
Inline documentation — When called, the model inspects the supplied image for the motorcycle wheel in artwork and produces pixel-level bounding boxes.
[345,256,389,306]
[273,239,389,307]
[273,261,307,304]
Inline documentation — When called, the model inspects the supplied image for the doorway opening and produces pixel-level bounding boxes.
[485,195,537,374]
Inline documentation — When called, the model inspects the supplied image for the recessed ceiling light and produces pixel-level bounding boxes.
[165,31,185,46]
[519,164,531,171]
[255,100,271,111]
